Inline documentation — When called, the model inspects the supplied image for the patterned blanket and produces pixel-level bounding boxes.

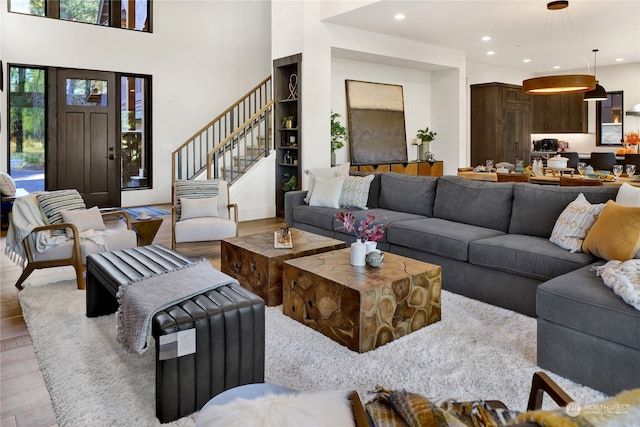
[594,259,640,311]
[116,260,239,354]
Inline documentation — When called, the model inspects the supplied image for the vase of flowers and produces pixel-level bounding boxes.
[336,211,386,266]
[415,126,437,161]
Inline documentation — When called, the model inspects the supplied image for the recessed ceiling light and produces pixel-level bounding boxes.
[481,36,491,41]
[394,14,405,20]
[553,65,561,69]
[616,58,624,62]
[487,51,495,56]
[523,59,532,63]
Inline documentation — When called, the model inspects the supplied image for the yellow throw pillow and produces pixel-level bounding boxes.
[582,200,640,261]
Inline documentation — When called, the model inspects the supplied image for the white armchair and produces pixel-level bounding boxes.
[7,190,137,290]
[172,179,238,249]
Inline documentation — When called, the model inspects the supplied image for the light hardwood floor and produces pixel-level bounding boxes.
[0,207,281,427]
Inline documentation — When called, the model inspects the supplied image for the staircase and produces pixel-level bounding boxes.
[172,76,273,184]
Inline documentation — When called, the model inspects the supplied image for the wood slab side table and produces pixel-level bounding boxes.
[221,229,346,306]
[283,248,442,353]
[130,217,163,246]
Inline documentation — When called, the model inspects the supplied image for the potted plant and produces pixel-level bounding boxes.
[415,126,437,161]
[331,111,347,166]
[282,173,297,192]
[282,116,294,129]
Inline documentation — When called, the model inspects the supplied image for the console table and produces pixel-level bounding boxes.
[350,161,443,176]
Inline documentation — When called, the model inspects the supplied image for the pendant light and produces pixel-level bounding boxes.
[523,1,595,95]
[583,49,607,101]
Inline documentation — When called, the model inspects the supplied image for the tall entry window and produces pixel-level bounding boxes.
[121,75,151,189]
[8,66,46,192]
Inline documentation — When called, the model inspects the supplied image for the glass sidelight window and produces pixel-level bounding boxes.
[8,66,46,192]
[121,75,151,189]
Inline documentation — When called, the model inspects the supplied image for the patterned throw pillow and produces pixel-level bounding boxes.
[549,193,604,253]
[175,180,220,219]
[0,171,16,196]
[36,189,86,235]
[339,174,374,209]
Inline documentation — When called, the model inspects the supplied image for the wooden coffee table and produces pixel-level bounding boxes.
[282,248,441,353]
[221,229,346,306]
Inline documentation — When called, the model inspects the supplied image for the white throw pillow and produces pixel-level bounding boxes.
[61,206,106,238]
[0,171,16,196]
[616,183,640,207]
[340,174,374,209]
[180,196,219,220]
[549,193,605,253]
[309,176,346,208]
[304,163,350,204]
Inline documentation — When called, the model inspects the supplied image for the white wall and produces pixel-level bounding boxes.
[1,0,272,219]
[330,58,432,166]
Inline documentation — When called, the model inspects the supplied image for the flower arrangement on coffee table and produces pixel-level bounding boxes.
[335,211,386,243]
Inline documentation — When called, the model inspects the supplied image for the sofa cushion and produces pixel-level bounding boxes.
[308,176,346,208]
[387,218,505,262]
[37,189,87,233]
[537,264,640,350]
[304,163,350,204]
[339,174,374,209]
[582,200,640,261]
[349,172,381,209]
[549,193,605,253]
[469,234,596,281]
[292,205,341,231]
[378,172,437,216]
[433,176,513,232]
[509,184,618,238]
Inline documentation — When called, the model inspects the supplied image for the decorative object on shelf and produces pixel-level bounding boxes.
[415,126,437,162]
[336,211,386,266]
[522,1,595,95]
[331,111,348,166]
[287,74,298,100]
[284,151,293,165]
[282,173,297,192]
[282,116,294,129]
[274,223,293,249]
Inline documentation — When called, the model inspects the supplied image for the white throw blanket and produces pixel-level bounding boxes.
[594,259,640,311]
[5,193,107,266]
[116,260,239,354]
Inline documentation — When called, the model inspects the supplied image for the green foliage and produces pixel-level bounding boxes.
[60,0,101,24]
[331,111,347,152]
[282,173,298,192]
[417,126,437,143]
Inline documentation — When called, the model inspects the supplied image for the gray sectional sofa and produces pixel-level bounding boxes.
[284,172,640,396]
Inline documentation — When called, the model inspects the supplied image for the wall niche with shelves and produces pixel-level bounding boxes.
[273,53,302,217]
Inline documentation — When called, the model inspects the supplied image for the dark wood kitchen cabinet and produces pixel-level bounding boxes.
[471,83,531,167]
[530,92,587,133]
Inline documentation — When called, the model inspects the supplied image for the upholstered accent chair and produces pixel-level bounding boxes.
[7,189,136,290]
[172,179,238,250]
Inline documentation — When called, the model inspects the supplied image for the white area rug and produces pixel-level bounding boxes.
[19,279,608,426]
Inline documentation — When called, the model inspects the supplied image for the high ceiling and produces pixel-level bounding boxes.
[323,0,640,74]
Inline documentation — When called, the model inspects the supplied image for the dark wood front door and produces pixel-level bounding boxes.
[53,69,120,208]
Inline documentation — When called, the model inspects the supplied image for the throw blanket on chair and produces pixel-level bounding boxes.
[5,193,67,265]
[116,260,239,354]
[594,259,640,311]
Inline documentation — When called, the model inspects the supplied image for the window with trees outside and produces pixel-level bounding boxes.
[9,0,151,32]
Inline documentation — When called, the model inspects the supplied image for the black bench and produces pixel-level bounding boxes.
[85,245,265,423]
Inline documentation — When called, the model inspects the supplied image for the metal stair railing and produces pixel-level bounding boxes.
[172,76,272,183]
